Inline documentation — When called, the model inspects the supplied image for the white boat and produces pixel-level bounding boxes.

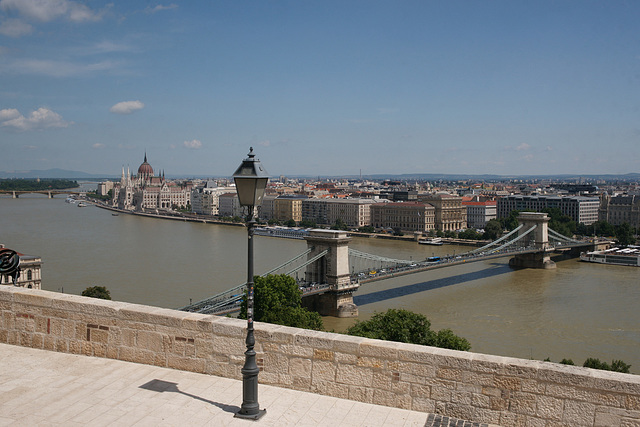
[254,226,309,240]
[580,247,640,267]
[77,202,88,207]
[419,237,444,246]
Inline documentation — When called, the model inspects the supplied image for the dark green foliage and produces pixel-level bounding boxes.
[615,223,635,246]
[239,274,323,331]
[610,360,632,373]
[300,220,317,228]
[358,225,375,233]
[560,359,575,365]
[582,358,631,373]
[0,179,79,191]
[332,218,349,230]
[483,219,503,240]
[433,328,471,351]
[284,219,297,227]
[543,208,576,237]
[81,286,111,300]
[458,228,483,240]
[345,309,471,351]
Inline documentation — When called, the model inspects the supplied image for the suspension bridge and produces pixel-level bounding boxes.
[180,212,606,317]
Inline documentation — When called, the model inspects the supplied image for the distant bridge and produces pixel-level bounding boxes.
[181,212,607,318]
[0,190,85,198]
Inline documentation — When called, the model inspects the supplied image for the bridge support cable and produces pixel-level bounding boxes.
[486,225,537,254]
[464,224,524,256]
[180,248,318,313]
[547,227,580,244]
[348,248,413,266]
[285,250,328,276]
[262,248,312,276]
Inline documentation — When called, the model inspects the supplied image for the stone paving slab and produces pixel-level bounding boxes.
[0,343,468,427]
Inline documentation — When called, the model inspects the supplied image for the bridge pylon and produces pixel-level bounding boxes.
[302,229,358,318]
[509,212,556,269]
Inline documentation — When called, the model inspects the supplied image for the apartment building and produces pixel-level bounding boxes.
[497,195,599,225]
[370,202,435,232]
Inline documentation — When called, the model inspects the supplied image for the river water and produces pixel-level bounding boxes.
[2,192,639,373]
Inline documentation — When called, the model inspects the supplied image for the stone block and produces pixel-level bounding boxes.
[313,348,334,361]
[331,334,363,354]
[411,396,435,413]
[119,305,185,328]
[337,363,372,386]
[167,355,206,373]
[348,385,374,403]
[437,366,464,381]
[509,391,537,416]
[563,400,596,426]
[311,360,336,384]
[289,357,311,377]
[493,374,522,391]
[12,289,53,308]
[264,352,289,375]
[536,395,564,421]
[313,380,349,399]
[294,329,334,350]
[471,407,502,425]
[210,316,245,337]
[356,356,384,369]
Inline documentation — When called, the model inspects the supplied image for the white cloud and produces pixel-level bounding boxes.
[0,0,102,23]
[0,107,72,131]
[0,18,33,37]
[258,140,270,147]
[145,4,179,14]
[183,139,202,149]
[516,143,531,151]
[110,100,144,115]
[92,143,104,149]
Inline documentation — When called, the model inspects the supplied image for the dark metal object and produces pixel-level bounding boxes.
[0,248,21,285]
[232,148,269,421]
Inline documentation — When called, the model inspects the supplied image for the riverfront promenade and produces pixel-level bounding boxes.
[0,343,492,427]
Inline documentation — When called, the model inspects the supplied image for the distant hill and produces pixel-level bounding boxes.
[0,169,115,179]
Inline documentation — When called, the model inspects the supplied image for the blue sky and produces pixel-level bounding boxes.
[1,1,639,177]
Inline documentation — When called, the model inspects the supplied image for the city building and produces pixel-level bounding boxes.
[370,202,435,232]
[111,154,192,212]
[599,194,640,228]
[418,193,467,231]
[0,245,41,289]
[463,200,497,229]
[273,195,308,222]
[218,192,243,218]
[191,181,234,216]
[301,198,377,228]
[497,195,599,225]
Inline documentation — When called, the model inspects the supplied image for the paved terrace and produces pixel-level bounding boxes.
[0,343,491,427]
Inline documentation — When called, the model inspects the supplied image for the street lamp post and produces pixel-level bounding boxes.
[233,148,269,421]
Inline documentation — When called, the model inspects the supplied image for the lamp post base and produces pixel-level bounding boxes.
[234,408,266,421]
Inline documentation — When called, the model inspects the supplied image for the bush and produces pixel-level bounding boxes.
[81,286,111,300]
[346,309,471,351]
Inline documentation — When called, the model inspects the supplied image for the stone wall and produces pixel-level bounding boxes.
[1,286,638,426]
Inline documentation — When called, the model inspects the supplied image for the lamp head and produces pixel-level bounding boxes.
[232,147,269,208]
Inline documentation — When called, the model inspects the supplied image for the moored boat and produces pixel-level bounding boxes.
[580,247,640,267]
[419,237,444,246]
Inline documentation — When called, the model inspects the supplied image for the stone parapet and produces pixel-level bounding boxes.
[1,287,638,426]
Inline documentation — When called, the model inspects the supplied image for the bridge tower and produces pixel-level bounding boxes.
[302,229,359,318]
[509,212,556,269]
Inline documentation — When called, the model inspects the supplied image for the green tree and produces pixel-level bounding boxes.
[615,222,635,246]
[81,286,111,300]
[358,225,375,233]
[560,358,575,365]
[238,274,323,331]
[284,219,297,227]
[483,219,503,240]
[543,208,576,237]
[345,309,471,351]
[332,218,349,230]
[299,219,317,229]
[458,228,482,240]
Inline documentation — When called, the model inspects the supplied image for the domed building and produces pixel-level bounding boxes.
[137,153,154,180]
[111,153,192,211]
